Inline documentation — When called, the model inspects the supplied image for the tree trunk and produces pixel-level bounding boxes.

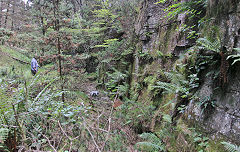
[11,0,16,30]
[40,16,45,56]
[53,0,64,102]
[4,0,10,28]
[0,0,3,28]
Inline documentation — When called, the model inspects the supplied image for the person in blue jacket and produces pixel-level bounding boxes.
[31,55,39,75]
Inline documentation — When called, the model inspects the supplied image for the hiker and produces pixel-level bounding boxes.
[31,56,39,75]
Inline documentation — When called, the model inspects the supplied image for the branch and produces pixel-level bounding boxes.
[90,127,108,133]
[58,120,71,141]
[58,120,75,152]
[33,127,57,152]
[101,106,113,151]
[100,94,117,151]
[82,117,101,152]
[0,124,18,128]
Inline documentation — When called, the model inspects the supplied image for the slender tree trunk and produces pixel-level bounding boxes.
[11,0,16,30]
[4,0,10,28]
[0,0,3,28]
[40,16,45,56]
[53,0,64,102]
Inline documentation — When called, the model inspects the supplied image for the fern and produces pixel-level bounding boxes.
[227,48,240,65]
[0,128,9,142]
[154,72,189,97]
[136,142,164,152]
[196,37,221,53]
[162,114,172,123]
[221,142,240,152]
[136,133,165,152]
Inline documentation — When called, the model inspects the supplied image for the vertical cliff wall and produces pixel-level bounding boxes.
[187,0,240,143]
[132,0,240,144]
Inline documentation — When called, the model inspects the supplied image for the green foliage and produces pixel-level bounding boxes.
[105,69,128,92]
[227,48,240,65]
[0,46,31,63]
[221,142,240,152]
[0,128,9,143]
[0,128,9,152]
[154,71,189,98]
[2,0,235,151]
[176,24,200,39]
[188,74,199,89]
[196,37,221,53]
[107,130,128,151]
[137,50,152,61]
[177,105,187,114]
[197,95,215,113]
[189,128,210,152]
[0,28,14,45]
[162,114,172,123]
[156,0,207,40]
[155,0,167,4]
[162,0,207,20]
[94,38,119,48]
[0,72,92,150]
[136,133,165,152]
[0,0,143,151]
[83,0,121,47]
[117,100,155,128]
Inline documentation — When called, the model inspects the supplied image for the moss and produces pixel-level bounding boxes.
[158,118,227,151]
[180,116,232,152]
[158,22,178,54]
[207,139,226,152]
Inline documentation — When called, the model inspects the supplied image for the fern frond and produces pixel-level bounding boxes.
[137,133,165,151]
[196,37,220,53]
[139,133,161,144]
[154,81,176,94]
[136,141,164,152]
[227,50,240,65]
[162,114,172,123]
[233,48,240,52]
[231,58,240,65]
[0,128,9,142]
[221,141,240,152]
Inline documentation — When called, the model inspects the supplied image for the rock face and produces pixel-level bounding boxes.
[188,65,240,142]
[188,0,240,143]
[134,0,240,143]
[135,0,193,54]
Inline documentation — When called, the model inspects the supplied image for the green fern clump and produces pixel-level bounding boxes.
[221,142,240,152]
[154,71,189,98]
[105,68,128,95]
[159,0,207,20]
[0,128,9,143]
[196,37,221,53]
[136,133,165,152]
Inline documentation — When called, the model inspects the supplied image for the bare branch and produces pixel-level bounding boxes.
[82,117,101,152]
[33,127,57,152]
[101,106,114,151]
